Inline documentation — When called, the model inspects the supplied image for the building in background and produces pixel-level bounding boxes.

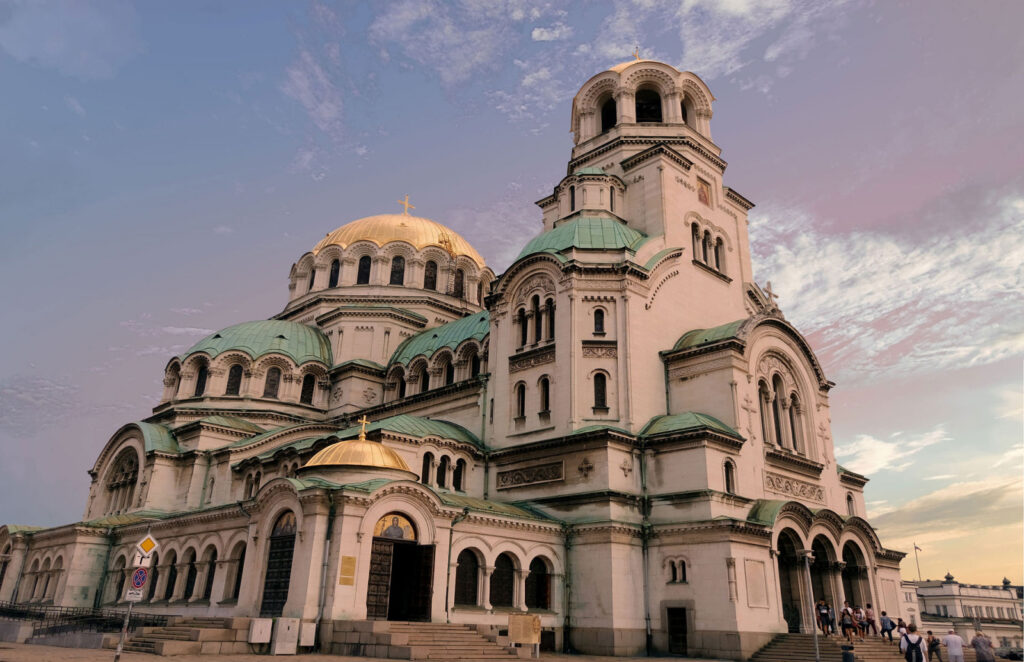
[914,575,1022,649]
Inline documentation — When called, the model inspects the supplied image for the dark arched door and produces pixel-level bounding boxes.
[777,530,802,633]
[365,513,433,621]
[260,511,296,617]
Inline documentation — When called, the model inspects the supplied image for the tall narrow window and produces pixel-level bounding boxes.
[600,97,616,133]
[328,259,340,287]
[423,260,438,290]
[225,364,243,396]
[389,255,405,285]
[300,374,316,405]
[421,453,434,485]
[453,269,465,298]
[539,377,550,412]
[677,560,687,583]
[759,381,773,444]
[680,100,688,124]
[725,461,736,495]
[307,269,316,292]
[703,231,712,264]
[476,282,483,304]
[398,376,407,399]
[609,187,615,212]
[635,89,663,122]
[518,308,528,347]
[593,373,607,410]
[194,365,208,397]
[515,383,526,419]
[714,238,724,271]
[230,545,246,600]
[772,376,785,448]
[420,367,430,392]
[444,361,454,385]
[789,394,802,453]
[594,309,605,334]
[569,185,576,211]
[454,550,479,606]
[357,255,372,284]
[263,367,281,399]
[436,455,449,488]
[532,295,542,343]
[525,558,551,609]
[470,354,481,377]
[846,493,855,516]
[545,298,555,339]
[453,459,466,491]
[692,223,701,259]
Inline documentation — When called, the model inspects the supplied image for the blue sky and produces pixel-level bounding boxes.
[0,0,1021,582]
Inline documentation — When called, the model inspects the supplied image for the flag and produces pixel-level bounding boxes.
[914,544,923,551]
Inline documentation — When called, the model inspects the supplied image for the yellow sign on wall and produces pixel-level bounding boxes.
[339,556,357,586]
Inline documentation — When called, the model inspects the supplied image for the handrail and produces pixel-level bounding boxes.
[0,600,168,636]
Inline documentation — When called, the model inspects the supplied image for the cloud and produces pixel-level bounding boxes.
[119,316,211,339]
[64,95,86,116]
[923,474,956,481]
[532,23,573,41]
[212,225,234,235]
[835,425,949,476]
[0,374,133,436]
[170,307,203,316]
[750,194,1024,384]
[281,49,345,141]
[0,0,142,79]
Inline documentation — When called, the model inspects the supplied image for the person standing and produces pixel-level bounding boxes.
[816,600,832,636]
[853,605,867,641]
[970,631,996,662]
[840,602,856,643]
[880,611,895,644]
[900,624,927,662]
[926,630,943,662]
[865,603,879,636]
[941,629,965,662]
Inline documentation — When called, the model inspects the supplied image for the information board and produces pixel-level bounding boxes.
[507,613,541,645]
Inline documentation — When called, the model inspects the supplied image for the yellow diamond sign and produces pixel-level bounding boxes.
[137,534,159,556]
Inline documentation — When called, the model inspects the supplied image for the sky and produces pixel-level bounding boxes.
[0,0,1021,584]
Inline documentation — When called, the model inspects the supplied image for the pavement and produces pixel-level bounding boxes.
[0,642,730,662]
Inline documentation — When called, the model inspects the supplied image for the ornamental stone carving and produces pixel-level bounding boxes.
[496,461,564,490]
[764,471,824,503]
[509,346,555,373]
[582,345,617,358]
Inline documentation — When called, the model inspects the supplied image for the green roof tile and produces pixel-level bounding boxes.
[640,412,743,439]
[178,415,266,434]
[228,423,307,448]
[671,319,746,351]
[133,422,181,455]
[390,313,490,365]
[516,217,648,262]
[181,320,332,365]
[437,492,555,522]
[334,415,483,448]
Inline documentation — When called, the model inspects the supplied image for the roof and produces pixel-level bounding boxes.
[305,437,413,472]
[573,166,606,175]
[311,213,486,268]
[390,312,490,365]
[181,320,332,365]
[746,499,791,526]
[609,58,660,73]
[335,415,483,449]
[337,479,554,522]
[81,510,173,528]
[334,358,386,372]
[1,525,44,535]
[176,416,266,434]
[134,422,181,455]
[640,412,743,439]
[516,217,648,262]
[672,319,746,351]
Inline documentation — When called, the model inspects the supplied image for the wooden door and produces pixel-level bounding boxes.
[667,607,687,654]
[410,545,434,621]
[366,540,393,619]
[259,534,295,617]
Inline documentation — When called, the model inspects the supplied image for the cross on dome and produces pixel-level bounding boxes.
[397,194,415,216]
[633,46,640,60]
[357,415,371,440]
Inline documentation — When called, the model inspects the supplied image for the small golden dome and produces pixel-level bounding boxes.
[312,213,486,268]
[304,438,412,472]
[608,58,659,73]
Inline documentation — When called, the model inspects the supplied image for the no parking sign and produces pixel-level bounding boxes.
[126,566,148,602]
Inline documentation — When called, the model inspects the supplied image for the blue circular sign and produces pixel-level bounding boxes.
[131,567,148,589]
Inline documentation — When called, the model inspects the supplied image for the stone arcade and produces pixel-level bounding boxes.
[0,58,908,660]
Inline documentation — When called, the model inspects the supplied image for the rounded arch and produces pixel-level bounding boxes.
[102,446,141,516]
[723,458,737,494]
[358,485,441,547]
[453,546,484,607]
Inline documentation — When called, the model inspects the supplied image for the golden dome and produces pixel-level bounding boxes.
[608,58,659,73]
[304,437,412,472]
[312,213,486,268]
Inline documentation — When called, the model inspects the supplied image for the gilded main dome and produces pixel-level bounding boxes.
[312,213,486,268]
[304,437,412,472]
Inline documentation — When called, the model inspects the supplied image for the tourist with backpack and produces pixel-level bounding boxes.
[926,630,943,662]
[880,611,895,644]
[900,624,927,662]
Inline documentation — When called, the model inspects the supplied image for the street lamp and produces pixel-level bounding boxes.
[799,550,821,662]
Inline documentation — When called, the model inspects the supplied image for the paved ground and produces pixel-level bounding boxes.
[0,642,729,662]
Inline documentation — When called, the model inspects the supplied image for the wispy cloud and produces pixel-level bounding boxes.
[281,49,345,141]
[64,95,86,117]
[532,23,573,42]
[0,0,143,80]
[212,225,234,235]
[835,425,949,476]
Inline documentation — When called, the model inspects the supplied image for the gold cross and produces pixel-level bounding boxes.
[397,194,415,216]
[763,281,780,304]
[357,415,371,440]
[633,46,640,61]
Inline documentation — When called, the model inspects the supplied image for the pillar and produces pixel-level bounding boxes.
[171,563,190,601]
[515,569,530,611]
[216,558,238,603]
[481,566,494,610]
[152,563,172,602]
[190,561,212,602]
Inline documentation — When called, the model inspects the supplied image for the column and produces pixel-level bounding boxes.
[190,561,212,602]
[481,566,494,610]
[515,569,530,612]
[778,398,793,450]
[665,92,683,123]
[797,553,816,633]
[617,90,636,123]
[152,564,172,602]
[171,563,190,601]
[447,560,459,613]
[216,559,238,603]
[832,561,847,608]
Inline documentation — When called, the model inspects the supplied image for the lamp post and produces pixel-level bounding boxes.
[800,550,821,662]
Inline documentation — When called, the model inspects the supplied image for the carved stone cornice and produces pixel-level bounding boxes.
[496,461,564,490]
[765,448,824,478]
[569,135,727,174]
[509,345,555,373]
[724,186,755,210]
[763,471,825,504]
[620,143,693,173]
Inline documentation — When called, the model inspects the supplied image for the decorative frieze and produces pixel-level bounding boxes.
[509,346,555,373]
[496,461,564,490]
[763,471,824,503]
[582,344,617,358]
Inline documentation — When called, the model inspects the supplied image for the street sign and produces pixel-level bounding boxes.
[131,550,153,568]
[136,533,159,557]
[125,567,148,602]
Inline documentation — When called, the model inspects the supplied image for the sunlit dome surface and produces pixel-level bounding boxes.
[312,213,486,268]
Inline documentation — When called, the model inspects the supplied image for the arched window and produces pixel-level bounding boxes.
[539,377,550,413]
[593,373,608,410]
[389,255,405,285]
[517,308,528,347]
[397,375,407,398]
[677,560,687,583]
[758,380,773,444]
[545,298,555,339]
[724,461,736,495]
[183,549,198,600]
[609,187,615,212]
[669,560,677,583]
[201,548,217,601]
[253,471,261,493]
[454,550,479,606]
[307,269,315,292]
[356,255,372,284]
[594,309,605,334]
[569,185,576,211]
[532,295,542,343]
[771,375,786,448]
[146,553,160,601]
[437,455,450,488]
[635,88,663,123]
[789,394,802,453]
[703,231,712,264]
[419,365,430,392]
[444,361,455,386]
[225,364,243,396]
[0,545,10,597]
[525,557,550,609]
[106,449,139,515]
[691,223,701,260]
[470,354,481,378]
[453,269,465,298]
[228,544,246,600]
[515,383,526,419]
[476,281,483,304]
[714,238,724,271]
[193,364,208,397]
[453,459,466,491]
[600,97,616,133]
[680,100,688,124]
[328,259,340,287]
[300,374,316,405]
[421,453,433,485]
[847,493,856,516]
[489,553,515,608]
[162,551,177,601]
[423,260,438,290]
[260,511,297,617]
[263,367,281,399]
[113,556,127,603]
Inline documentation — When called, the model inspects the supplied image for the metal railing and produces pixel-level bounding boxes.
[0,600,168,637]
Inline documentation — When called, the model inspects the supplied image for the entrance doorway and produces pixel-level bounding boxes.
[260,511,296,617]
[777,529,803,633]
[666,607,687,654]
[365,513,434,621]
[842,542,869,608]
[810,536,837,606]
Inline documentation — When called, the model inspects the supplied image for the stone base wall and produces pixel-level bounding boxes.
[26,631,106,649]
[568,626,646,656]
[0,621,33,643]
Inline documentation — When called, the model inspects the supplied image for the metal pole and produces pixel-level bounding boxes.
[914,544,922,581]
[803,553,821,662]
[113,600,133,662]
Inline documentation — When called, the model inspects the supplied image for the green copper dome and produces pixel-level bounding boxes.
[516,217,648,263]
[181,320,332,365]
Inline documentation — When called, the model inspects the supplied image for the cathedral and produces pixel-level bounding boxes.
[0,59,908,659]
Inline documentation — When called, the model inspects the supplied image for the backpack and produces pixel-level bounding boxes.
[842,612,853,626]
[903,634,923,662]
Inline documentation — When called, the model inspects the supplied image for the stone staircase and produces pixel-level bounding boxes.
[103,616,251,655]
[330,620,520,660]
[749,633,980,662]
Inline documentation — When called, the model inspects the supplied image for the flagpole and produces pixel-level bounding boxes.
[913,543,922,581]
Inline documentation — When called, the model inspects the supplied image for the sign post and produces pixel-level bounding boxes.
[114,534,158,662]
